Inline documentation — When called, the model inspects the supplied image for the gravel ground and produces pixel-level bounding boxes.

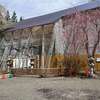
[0,77,100,100]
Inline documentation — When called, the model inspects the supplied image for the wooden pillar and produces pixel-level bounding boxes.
[41,26,45,69]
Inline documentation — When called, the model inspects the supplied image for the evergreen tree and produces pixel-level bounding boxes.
[6,10,10,21]
[19,16,23,21]
[11,11,17,22]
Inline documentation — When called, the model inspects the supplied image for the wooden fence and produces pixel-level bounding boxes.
[0,54,100,76]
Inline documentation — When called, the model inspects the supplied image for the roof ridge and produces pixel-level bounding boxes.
[8,0,100,31]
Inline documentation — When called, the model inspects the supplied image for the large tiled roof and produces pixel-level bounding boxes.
[8,1,100,31]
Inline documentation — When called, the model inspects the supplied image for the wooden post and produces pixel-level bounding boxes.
[41,26,45,69]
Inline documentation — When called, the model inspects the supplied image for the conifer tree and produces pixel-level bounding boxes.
[11,11,17,22]
[19,16,23,21]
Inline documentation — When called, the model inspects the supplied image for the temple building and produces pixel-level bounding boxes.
[0,1,100,76]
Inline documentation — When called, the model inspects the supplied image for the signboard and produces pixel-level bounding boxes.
[96,58,100,62]
[13,58,30,68]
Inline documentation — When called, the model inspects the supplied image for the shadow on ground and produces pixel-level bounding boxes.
[37,88,100,100]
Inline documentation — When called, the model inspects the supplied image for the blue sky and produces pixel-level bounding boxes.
[0,0,89,19]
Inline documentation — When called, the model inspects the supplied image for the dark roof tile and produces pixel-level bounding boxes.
[8,1,100,31]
